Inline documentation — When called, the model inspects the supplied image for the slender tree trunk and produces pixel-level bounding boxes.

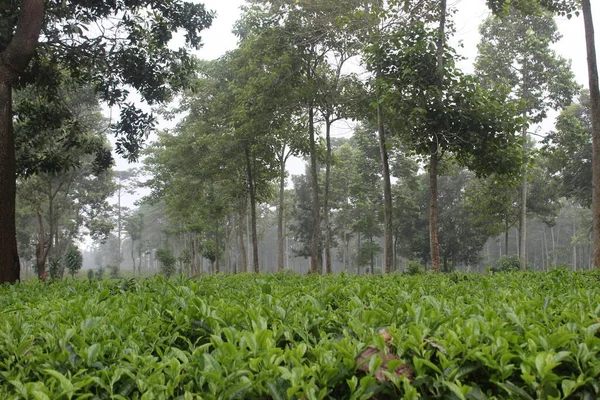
[245,148,259,273]
[370,236,374,274]
[0,0,45,284]
[131,238,136,276]
[35,211,51,279]
[0,82,20,283]
[324,121,333,274]
[214,219,219,273]
[519,120,528,271]
[429,0,445,274]
[376,96,393,273]
[357,232,361,275]
[239,208,248,273]
[277,147,287,272]
[429,147,441,273]
[582,0,600,269]
[117,184,122,268]
[192,236,198,275]
[504,218,509,256]
[551,226,557,266]
[138,241,143,277]
[308,104,320,274]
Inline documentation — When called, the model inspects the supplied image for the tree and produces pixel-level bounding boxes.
[485,0,600,268]
[0,0,213,283]
[368,20,524,272]
[0,0,45,283]
[18,160,114,279]
[239,0,373,274]
[156,248,176,278]
[349,127,384,274]
[475,7,579,270]
[124,212,144,277]
[113,169,139,270]
[543,91,593,207]
[63,245,83,279]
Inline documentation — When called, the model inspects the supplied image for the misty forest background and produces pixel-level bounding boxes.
[11,0,599,280]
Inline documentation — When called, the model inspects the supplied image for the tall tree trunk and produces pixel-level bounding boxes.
[308,104,321,274]
[376,97,393,273]
[323,121,333,274]
[277,146,288,272]
[504,218,509,256]
[239,208,248,273]
[214,219,219,273]
[117,185,122,268]
[35,210,52,279]
[519,121,528,271]
[582,0,600,269]
[551,226,557,266]
[357,232,361,275]
[0,82,20,283]
[429,147,441,273]
[131,238,136,276]
[0,0,45,284]
[245,148,259,273]
[429,0,446,274]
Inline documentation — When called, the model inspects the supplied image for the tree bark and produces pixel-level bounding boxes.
[429,147,441,273]
[214,218,219,273]
[239,208,248,273]
[519,116,528,271]
[324,120,332,274]
[35,210,52,279]
[376,97,393,274]
[429,0,445,274]
[0,0,45,284]
[308,104,321,274]
[245,147,260,273]
[130,238,136,276]
[277,146,288,272]
[582,0,600,269]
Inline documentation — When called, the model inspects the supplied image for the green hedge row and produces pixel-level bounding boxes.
[1,270,599,399]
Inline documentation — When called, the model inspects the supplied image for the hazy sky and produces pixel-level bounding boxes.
[113,0,600,207]
[195,0,598,86]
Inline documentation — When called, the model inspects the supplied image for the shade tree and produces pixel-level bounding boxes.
[0,0,213,283]
[475,7,579,270]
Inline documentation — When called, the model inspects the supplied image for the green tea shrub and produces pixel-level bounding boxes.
[48,258,64,280]
[491,254,524,272]
[405,260,424,275]
[1,272,599,399]
[107,264,119,279]
[156,248,176,278]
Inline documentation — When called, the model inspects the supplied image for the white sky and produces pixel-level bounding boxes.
[113,0,600,207]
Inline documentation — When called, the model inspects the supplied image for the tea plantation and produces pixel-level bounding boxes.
[1,270,599,399]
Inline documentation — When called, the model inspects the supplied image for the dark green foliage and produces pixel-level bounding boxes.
[368,22,525,179]
[1,272,599,398]
[63,246,83,279]
[492,255,523,272]
[543,91,593,207]
[107,264,119,279]
[47,259,63,280]
[155,248,176,278]
[405,260,424,275]
[3,0,214,166]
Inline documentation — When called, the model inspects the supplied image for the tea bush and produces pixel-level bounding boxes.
[1,271,599,399]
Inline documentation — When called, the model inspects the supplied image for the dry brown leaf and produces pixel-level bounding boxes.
[378,328,393,342]
[356,346,414,382]
[424,338,447,354]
